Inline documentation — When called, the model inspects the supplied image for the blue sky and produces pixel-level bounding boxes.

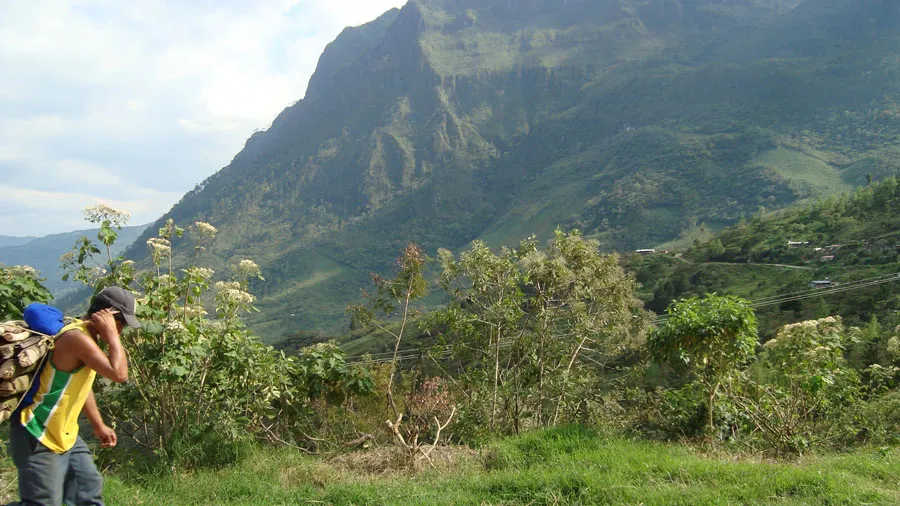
[0,0,406,237]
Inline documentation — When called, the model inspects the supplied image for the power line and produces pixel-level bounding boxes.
[749,273,898,305]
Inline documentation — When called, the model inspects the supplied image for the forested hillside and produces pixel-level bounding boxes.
[628,177,900,337]
[124,0,900,337]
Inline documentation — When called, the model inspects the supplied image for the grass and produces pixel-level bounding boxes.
[4,426,897,505]
[477,179,587,248]
[752,148,852,198]
[655,224,721,251]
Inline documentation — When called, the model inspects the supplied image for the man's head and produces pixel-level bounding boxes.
[87,286,141,328]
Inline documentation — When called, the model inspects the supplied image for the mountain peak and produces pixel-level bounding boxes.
[137,0,900,336]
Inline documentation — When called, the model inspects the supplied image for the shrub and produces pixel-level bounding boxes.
[0,264,51,320]
[649,294,758,433]
[837,391,900,447]
[729,317,861,455]
[62,209,321,469]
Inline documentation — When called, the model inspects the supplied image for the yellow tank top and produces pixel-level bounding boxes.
[18,319,97,454]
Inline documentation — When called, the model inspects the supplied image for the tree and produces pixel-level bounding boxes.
[649,294,758,432]
[347,243,428,418]
[348,244,452,469]
[519,230,648,426]
[813,297,831,319]
[432,230,648,434]
[433,240,523,433]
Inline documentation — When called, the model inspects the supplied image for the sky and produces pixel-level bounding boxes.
[0,0,406,237]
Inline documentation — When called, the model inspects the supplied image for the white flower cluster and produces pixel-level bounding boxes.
[203,321,226,333]
[195,221,217,236]
[887,336,900,361]
[83,203,131,227]
[164,320,187,333]
[147,237,172,256]
[157,274,176,286]
[185,267,215,281]
[1,265,39,281]
[770,316,843,352]
[215,281,256,305]
[779,316,838,334]
[181,305,208,318]
[232,259,262,281]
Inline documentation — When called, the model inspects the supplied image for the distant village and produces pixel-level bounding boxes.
[632,237,900,290]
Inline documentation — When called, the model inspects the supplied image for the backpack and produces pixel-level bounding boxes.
[0,303,67,423]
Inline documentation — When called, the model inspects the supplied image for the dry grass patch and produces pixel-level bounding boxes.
[328,444,478,475]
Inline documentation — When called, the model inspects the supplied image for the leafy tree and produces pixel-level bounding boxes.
[347,243,428,418]
[519,230,648,426]
[432,230,647,435]
[434,239,523,433]
[649,294,758,432]
[813,297,831,319]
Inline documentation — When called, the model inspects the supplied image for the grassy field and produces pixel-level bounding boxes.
[752,148,852,198]
[4,426,897,505]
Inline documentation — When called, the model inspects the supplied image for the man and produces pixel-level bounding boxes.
[8,286,140,506]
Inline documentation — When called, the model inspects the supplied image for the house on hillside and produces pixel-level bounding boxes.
[635,249,656,255]
[820,255,836,262]
[810,279,835,288]
[788,240,810,248]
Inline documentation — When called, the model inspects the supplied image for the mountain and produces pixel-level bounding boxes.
[0,225,149,298]
[128,0,900,337]
[0,236,35,248]
[627,177,900,337]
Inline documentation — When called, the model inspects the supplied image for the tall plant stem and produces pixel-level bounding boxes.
[387,286,413,419]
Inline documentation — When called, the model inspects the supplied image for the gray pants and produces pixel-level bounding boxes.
[7,422,104,506]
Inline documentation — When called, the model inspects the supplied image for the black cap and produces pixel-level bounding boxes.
[93,286,141,328]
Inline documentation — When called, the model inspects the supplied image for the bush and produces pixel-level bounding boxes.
[0,264,51,319]
[632,385,710,441]
[729,317,861,454]
[837,391,900,447]
[62,209,331,470]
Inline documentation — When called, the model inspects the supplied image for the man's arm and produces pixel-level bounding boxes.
[84,390,117,448]
[92,308,128,383]
[53,308,128,382]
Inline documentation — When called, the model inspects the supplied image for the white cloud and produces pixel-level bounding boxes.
[0,0,405,236]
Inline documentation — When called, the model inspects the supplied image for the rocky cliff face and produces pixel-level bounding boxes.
[134,0,900,336]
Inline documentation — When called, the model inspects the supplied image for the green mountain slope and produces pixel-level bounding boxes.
[128,0,900,337]
[628,177,900,336]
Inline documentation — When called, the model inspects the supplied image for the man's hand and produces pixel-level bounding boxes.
[93,423,117,448]
[90,308,120,343]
